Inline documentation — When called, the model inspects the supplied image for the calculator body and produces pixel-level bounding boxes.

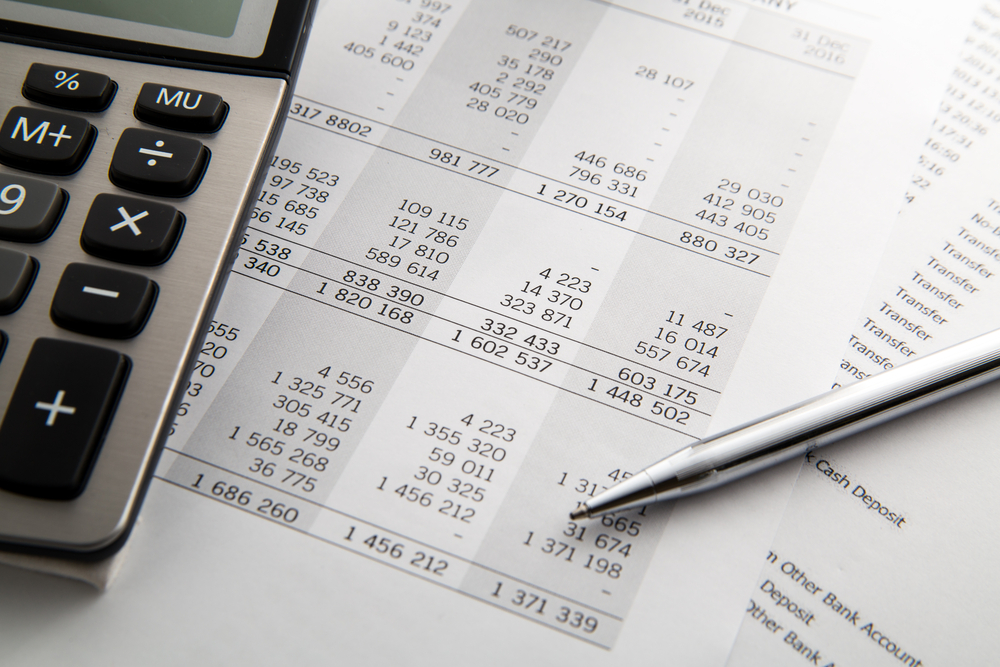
[0,0,315,558]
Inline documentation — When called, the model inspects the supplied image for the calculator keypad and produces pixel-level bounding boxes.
[2,63,214,506]
[0,42,287,557]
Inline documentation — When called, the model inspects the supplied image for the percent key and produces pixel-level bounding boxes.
[22,63,116,111]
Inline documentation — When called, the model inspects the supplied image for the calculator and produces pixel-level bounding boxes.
[0,0,316,559]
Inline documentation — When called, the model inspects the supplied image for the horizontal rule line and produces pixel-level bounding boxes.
[156,451,624,625]
[232,265,715,438]
[286,105,778,274]
[242,227,724,399]
[237,241,723,406]
[158,473,617,647]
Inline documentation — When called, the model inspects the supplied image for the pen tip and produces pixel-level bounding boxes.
[569,507,589,520]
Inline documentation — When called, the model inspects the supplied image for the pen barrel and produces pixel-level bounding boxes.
[672,328,1000,489]
[577,328,1000,518]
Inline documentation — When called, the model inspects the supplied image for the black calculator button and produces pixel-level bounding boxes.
[80,194,185,266]
[134,83,227,133]
[0,106,96,175]
[108,128,209,197]
[0,173,66,242]
[0,338,129,500]
[22,64,116,112]
[50,263,157,339]
[0,248,36,314]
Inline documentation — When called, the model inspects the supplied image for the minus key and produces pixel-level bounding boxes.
[50,263,157,339]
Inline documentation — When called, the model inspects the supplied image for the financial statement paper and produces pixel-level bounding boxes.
[727,2,1000,664]
[0,0,976,664]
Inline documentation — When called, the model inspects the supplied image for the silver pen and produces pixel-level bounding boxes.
[570,327,1000,520]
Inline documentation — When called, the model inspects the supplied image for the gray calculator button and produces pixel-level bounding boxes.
[0,174,66,242]
[0,247,36,314]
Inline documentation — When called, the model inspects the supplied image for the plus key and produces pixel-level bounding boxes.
[0,339,129,499]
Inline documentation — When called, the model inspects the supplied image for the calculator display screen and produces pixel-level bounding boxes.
[13,0,245,38]
[0,0,278,58]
